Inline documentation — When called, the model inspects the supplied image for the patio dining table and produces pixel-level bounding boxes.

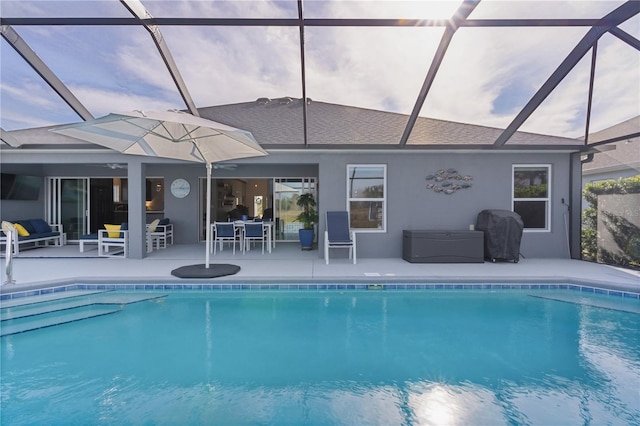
[211,220,274,253]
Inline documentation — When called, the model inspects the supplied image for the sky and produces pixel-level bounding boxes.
[1,0,638,139]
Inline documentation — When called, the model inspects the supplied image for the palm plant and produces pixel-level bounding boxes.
[295,192,318,230]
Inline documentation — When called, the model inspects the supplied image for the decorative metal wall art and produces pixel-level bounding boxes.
[425,168,473,195]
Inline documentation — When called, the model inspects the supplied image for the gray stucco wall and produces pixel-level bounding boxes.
[315,151,572,259]
[1,150,573,259]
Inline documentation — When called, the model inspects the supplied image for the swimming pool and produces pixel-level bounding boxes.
[2,288,639,425]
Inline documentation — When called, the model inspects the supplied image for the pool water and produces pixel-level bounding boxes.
[2,290,639,425]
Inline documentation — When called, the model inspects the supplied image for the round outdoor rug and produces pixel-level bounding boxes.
[171,263,240,279]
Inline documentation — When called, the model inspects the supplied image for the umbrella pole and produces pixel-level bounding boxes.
[205,163,212,268]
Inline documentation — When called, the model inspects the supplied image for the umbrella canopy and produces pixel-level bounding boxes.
[51,110,265,164]
[1,128,22,147]
[52,110,267,270]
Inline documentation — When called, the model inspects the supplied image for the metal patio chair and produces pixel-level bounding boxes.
[324,211,356,264]
[212,222,239,255]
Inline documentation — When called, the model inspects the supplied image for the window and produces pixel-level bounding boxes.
[512,165,551,231]
[347,165,386,232]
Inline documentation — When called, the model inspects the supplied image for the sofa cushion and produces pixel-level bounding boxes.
[19,231,59,241]
[13,223,30,237]
[80,233,98,240]
[29,219,52,234]
[17,220,36,234]
[159,218,170,225]
[120,222,128,231]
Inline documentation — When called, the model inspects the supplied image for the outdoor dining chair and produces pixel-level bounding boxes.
[212,222,239,255]
[243,222,267,254]
[324,211,356,264]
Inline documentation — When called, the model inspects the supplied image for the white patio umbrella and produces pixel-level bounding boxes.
[52,110,267,271]
[1,128,22,147]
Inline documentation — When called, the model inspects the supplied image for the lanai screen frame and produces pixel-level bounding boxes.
[1,0,638,149]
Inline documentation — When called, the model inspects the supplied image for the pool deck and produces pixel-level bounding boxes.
[1,243,639,294]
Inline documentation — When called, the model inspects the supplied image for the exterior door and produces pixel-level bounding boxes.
[47,178,89,241]
[274,178,316,242]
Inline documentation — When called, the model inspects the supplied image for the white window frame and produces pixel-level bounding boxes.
[512,164,551,232]
[346,164,387,233]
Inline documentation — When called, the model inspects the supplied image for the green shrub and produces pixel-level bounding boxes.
[582,174,640,266]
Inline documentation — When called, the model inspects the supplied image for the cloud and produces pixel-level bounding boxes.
[1,81,62,110]
[588,32,640,132]
[0,110,62,129]
[68,85,178,117]
[161,25,303,106]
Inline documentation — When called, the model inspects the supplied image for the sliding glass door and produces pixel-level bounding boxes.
[201,177,317,242]
[47,177,165,241]
[47,178,89,241]
[274,178,316,241]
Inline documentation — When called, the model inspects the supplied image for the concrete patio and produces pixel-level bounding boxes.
[1,242,638,294]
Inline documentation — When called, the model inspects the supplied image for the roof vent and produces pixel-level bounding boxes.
[256,97,271,105]
[278,97,293,105]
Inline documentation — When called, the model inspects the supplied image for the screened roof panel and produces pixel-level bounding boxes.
[589,32,640,134]
[305,26,444,115]
[0,0,131,18]
[11,25,184,117]
[0,0,637,147]
[0,41,81,129]
[518,52,592,138]
[619,14,640,36]
[412,26,591,141]
[160,25,302,108]
[468,0,626,19]
[144,0,298,19]
[303,0,462,19]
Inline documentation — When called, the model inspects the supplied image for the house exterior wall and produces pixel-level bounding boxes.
[315,151,572,259]
[1,150,572,259]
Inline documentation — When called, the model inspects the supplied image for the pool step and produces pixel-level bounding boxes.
[529,294,640,314]
[1,298,99,321]
[0,289,109,309]
[0,292,168,337]
[1,306,122,337]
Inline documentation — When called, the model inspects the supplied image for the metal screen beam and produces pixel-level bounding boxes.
[399,0,480,147]
[0,17,616,28]
[1,25,94,121]
[583,43,598,145]
[298,0,309,148]
[586,132,640,148]
[120,0,200,117]
[609,27,640,50]
[494,1,640,147]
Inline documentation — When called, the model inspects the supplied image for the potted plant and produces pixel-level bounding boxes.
[295,192,319,250]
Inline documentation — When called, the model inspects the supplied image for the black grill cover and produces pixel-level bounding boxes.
[476,209,523,262]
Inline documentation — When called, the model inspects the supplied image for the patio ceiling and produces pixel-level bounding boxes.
[1,0,638,149]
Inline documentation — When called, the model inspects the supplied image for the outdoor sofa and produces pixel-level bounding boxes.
[0,218,63,255]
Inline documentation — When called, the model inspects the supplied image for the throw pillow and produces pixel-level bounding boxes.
[104,224,121,238]
[17,220,36,234]
[148,218,160,232]
[1,221,17,235]
[13,223,30,237]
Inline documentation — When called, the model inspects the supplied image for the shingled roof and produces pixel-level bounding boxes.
[583,115,640,174]
[199,98,582,149]
[4,97,584,151]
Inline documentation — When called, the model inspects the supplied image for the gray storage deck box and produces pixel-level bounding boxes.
[402,230,484,263]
